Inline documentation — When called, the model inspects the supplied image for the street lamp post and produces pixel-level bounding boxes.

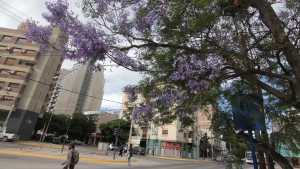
[41,82,60,142]
[128,106,135,149]
[61,116,72,153]
[2,84,23,134]
[2,104,16,134]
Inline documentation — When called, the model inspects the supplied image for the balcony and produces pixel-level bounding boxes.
[0,51,37,63]
[0,41,39,51]
[0,28,26,38]
[0,74,27,84]
[0,90,19,97]
[0,64,31,73]
[0,99,14,111]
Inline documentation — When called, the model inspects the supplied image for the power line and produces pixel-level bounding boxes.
[0,5,134,105]
[27,77,122,104]
[0,0,27,20]
[0,6,23,23]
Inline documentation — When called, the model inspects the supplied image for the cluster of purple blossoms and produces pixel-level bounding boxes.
[43,0,69,30]
[133,103,153,121]
[134,0,168,33]
[111,50,147,71]
[124,85,138,102]
[25,0,108,64]
[170,55,223,93]
[26,0,151,70]
[24,21,52,51]
[155,89,181,107]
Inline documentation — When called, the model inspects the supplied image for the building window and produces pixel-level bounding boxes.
[0,69,10,75]
[15,71,27,78]
[19,60,34,67]
[162,129,168,135]
[1,36,13,43]
[26,50,37,55]
[0,82,6,89]
[188,131,193,138]
[5,58,17,65]
[8,83,20,92]
[16,38,28,45]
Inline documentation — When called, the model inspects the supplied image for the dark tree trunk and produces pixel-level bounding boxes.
[249,0,300,102]
[238,132,293,169]
[257,151,267,169]
[256,143,293,169]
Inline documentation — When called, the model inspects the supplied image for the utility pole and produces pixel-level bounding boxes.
[3,80,24,133]
[2,104,16,134]
[128,106,135,150]
[41,81,60,142]
[211,137,214,160]
[61,116,72,153]
[113,127,120,160]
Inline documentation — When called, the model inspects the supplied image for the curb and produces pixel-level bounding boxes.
[148,156,212,163]
[17,141,62,149]
[0,149,129,164]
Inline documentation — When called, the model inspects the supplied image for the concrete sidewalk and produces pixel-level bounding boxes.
[0,145,130,164]
[149,155,213,163]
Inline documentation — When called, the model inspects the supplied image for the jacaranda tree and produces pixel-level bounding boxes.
[26,0,300,169]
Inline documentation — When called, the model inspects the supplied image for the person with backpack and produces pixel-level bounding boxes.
[128,144,133,167]
[119,145,124,157]
[62,143,79,169]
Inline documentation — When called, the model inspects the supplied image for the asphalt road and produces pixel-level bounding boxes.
[0,154,224,169]
[0,142,225,169]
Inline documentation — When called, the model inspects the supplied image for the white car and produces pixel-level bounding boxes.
[0,131,18,142]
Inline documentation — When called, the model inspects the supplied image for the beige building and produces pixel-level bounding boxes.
[53,62,105,115]
[84,111,118,126]
[121,91,194,158]
[84,111,119,145]
[0,25,65,139]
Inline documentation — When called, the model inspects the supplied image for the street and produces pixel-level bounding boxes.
[0,155,223,169]
[0,142,225,169]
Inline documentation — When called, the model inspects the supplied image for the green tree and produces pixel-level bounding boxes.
[34,112,69,136]
[98,119,130,145]
[34,113,96,142]
[28,0,300,168]
[69,113,96,141]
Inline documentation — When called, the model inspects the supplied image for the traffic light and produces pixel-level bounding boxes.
[113,128,120,136]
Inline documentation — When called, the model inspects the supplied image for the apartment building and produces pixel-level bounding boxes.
[146,120,193,158]
[53,62,105,115]
[121,91,194,158]
[84,111,119,145]
[0,25,65,139]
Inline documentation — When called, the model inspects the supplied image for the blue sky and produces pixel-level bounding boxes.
[0,0,143,109]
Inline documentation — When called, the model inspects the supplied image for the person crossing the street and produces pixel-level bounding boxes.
[62,143,79,169]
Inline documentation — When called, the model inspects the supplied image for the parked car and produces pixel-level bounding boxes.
[0,131,18,142]
[244,151,260,164]
[108,144,119,151]
[71,139,84,145]
[52,135,69,144]
[132,146,146,155]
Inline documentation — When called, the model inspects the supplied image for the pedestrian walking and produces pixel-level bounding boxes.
[62,143,79,169]
[128,144,133,167]
[119,145,124,157]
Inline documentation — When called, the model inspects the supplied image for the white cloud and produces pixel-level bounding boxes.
[0,0,144,110]
[102,66,143,109]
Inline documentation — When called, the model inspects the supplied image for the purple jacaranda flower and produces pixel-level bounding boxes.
[124,85,138,102]
[26,0,108,64]
[133,103,153,121]
[170,54,223,93]
[24,20,52,51]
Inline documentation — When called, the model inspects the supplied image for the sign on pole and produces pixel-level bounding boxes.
[231,94,265,169]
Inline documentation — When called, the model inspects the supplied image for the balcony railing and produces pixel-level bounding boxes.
[0,74,26,84]
[0,99,14,106]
